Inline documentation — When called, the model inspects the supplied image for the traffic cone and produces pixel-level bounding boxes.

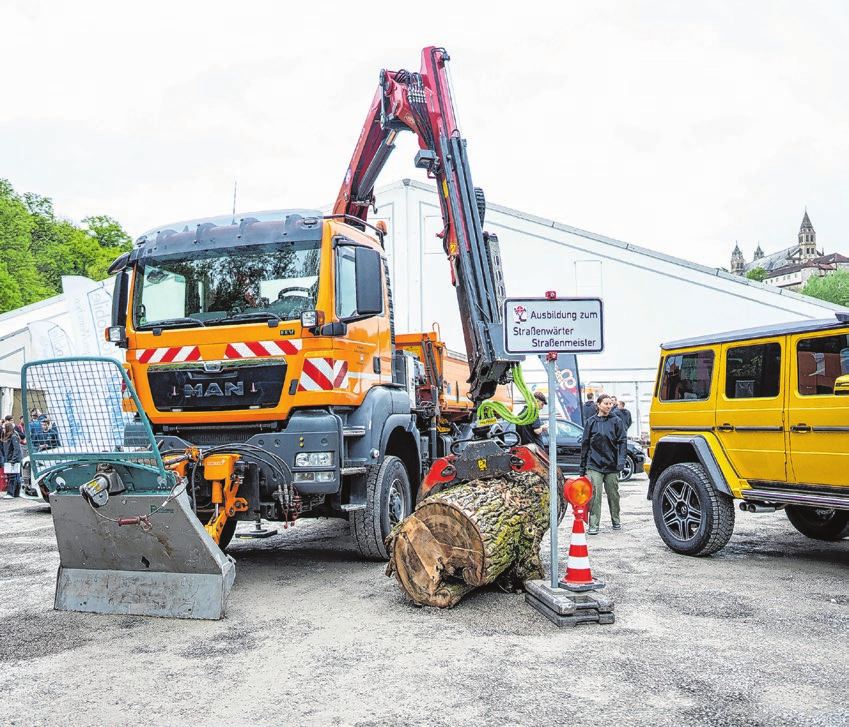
[558,507,605,592]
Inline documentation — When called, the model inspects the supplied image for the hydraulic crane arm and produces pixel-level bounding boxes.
[334,46,521,406]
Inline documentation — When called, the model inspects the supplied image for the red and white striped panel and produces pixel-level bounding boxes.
[298,358,349,391]
[137,346,201,364]
[224,340,302,359]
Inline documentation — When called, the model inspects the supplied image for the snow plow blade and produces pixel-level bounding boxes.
[50,490,235,620]
[22,356,236,620]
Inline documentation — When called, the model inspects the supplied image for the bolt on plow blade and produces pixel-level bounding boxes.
[51,490,235,620]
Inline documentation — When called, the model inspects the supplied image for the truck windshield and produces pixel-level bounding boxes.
[132,243,321,328]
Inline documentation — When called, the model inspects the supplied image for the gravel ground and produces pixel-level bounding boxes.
[1,473,847,727]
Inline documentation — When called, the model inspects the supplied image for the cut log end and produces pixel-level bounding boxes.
[386,468,554,608]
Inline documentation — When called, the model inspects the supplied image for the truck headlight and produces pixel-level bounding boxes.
[301,310,325,328]
[105,326,126,343]
[294,471,335,482]
[295,452,334,467]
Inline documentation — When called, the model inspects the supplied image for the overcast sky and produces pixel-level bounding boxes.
[2,0,847,271]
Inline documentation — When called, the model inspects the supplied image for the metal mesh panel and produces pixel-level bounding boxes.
[22,357,163,477]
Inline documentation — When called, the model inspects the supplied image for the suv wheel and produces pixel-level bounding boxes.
[620,454,635,482]
[652,462,735,556]
[785,505,849,541]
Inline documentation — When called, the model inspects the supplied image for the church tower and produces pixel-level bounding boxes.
[798,210,817,260]
[753,243,764,261]
[731,243,745,274]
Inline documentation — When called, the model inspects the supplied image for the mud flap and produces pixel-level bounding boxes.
[50,490,235,620]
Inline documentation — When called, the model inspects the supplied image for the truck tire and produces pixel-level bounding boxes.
[652,462,735,556]
[352,456,412,561]
[785,505,849,541]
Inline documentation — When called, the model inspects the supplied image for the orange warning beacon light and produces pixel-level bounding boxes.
[559,476,605,592]
[563,475,592,510]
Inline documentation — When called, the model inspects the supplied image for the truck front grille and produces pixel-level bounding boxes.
[148,362,286,412]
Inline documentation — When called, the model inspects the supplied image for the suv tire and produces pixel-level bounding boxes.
[352,456,412,561]
[652,462,735,556]
[785,505,849,541]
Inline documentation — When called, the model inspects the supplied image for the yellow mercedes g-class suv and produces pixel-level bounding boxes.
[647,312,849,556]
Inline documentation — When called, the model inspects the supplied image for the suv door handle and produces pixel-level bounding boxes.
[790,424,812,433]
[716,424,735,432]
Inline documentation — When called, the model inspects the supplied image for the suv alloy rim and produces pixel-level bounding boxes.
[660,478,702,541]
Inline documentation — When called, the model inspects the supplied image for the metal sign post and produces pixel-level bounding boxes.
[503,293,604,589]
[544,351,560,587]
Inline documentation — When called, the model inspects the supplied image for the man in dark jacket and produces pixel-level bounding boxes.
[580,394,627,534]
[28,409,45,448]
[614,400,633,432]
[37,419,61,451]
[580,393,597,425]
[516,391,549,447]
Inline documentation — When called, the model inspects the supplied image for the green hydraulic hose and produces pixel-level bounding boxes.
[476,364,539,425]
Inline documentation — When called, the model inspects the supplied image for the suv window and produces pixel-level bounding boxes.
[725,342,781,399]
[659,351,714,401]
[797,333,849,396]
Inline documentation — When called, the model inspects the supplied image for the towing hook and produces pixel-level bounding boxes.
[440,464,456,478]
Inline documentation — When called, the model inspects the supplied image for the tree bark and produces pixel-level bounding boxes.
[385,467,557,608]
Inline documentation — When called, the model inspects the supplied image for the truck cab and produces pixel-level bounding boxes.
[109,211,422,556]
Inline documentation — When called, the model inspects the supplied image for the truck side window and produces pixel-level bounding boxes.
[725,343,781,399]
[659,351,713,401]
[336,247,357,318]
[797,334,849,396]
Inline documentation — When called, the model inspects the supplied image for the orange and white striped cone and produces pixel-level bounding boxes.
[558,506,605,592]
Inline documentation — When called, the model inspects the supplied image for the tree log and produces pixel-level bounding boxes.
[385,466,559,608]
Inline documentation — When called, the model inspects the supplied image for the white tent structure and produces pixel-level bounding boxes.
[354,179,845,438]
[0,277,119,417]
[1,180,843,440]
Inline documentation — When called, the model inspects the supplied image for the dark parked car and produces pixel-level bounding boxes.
[548,418,646,482]
[496,417,645,481]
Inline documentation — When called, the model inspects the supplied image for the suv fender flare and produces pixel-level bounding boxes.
[647,435,733,500]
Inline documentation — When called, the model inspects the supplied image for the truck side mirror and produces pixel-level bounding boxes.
[110,270,130,348]
[835,374,849,395]
[355,247,383,316]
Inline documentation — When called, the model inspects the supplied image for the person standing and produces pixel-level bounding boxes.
[581,393,597,424]
[37,419,61,450]
[516,391,550,447]
[1,421,23,499]
[615,400,633,432]
[580,394,626,534]
[14,416,26,444]
[28,408,45,447]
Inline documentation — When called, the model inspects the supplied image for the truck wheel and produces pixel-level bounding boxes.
[352,456,412,561]
[652,462,735,556]
[785,505,849,541]
[620,454,635,482]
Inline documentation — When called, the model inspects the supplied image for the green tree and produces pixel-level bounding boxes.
[23,192,54,219]
[83,215,133,249]
[0,178,134,314]
[0,186,49,309]
[801,270,849,308]
[746,267,768,282]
